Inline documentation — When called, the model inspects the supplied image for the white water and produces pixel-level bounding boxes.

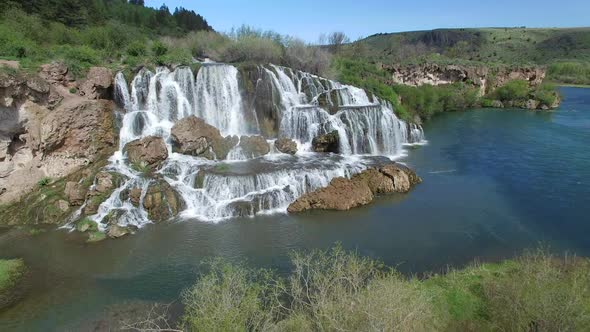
[81,64,425,228]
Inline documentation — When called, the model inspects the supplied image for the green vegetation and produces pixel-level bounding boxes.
[548,61,590,85]
[75,218,99,233]
[37,177,52,187]
[124,247,590,331]
[87,231,107,243]
[0,1,211,77]
[0,259,25,294]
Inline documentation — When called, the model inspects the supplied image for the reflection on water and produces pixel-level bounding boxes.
[1,87,589,331]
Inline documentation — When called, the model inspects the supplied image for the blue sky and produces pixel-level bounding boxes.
[146,0,590,42]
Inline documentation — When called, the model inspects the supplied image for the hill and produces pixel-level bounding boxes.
[358,27,590,65]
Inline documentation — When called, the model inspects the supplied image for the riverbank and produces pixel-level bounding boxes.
[145,247,590,331]
[0,259,26,310]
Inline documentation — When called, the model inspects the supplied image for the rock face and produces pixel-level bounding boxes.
[288,163,421,213]
[124,136,168,171]
[0,83,116,204]
[78,67,113,100]
[143,180,184,222]
[385,63,546,97]
[238,135,270,158]
[65,182,87,206]
[312,131,340,153]
[170,116,236,160]
[274,138,298,155]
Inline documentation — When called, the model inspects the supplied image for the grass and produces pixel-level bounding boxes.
[128,246,589,331]
[0,259,25,294]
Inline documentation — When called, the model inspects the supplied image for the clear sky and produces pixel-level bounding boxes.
[145,0,590,42]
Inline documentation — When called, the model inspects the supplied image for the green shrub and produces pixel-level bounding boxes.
[535,83,559,106]
[127,41,147,57]
[37,177,51,187]
[181,260,278,331]
[494,79,530,102]
[152,41,168,57]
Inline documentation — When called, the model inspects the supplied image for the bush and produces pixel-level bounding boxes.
[127,41,147,57]
[181,260,278,331]
[152,40,168,57]
[37,177,52,187]
[548,61,590,85]
[494,79,530,102]
[535,83,559,106]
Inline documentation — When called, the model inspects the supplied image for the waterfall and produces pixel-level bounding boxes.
[80,63,425,227]
[268,65,423,156]
[195,64,259,135]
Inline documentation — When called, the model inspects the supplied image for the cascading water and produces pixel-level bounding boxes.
[81,63,426,228]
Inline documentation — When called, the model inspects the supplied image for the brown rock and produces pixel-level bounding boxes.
[65,181,87,206]
[525,99,539,110]
[287,177,374,213]
[56,199,70,212]
[143,180,184,222]
[124,136,168,171]
[238,135,270,158]
[79,67,113,100]
[170,116,236,160]
[379,163,422,193]
[288,163,421,213]
[107,224,130,238]
[312,131,340,153]
[41,100,117,159]
[129,188,142,207]
[39,62,70,85]
[274,137,298,155]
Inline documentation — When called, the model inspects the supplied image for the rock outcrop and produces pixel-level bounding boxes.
[170,115,237,160]
[124,136,168,171]
[312,131,340,153]
[385,63,546,97]
[288,163,421,213]
[143,179,184,222]
[78,67,113,100]
[274,137,298,155]
[237,135,270,158]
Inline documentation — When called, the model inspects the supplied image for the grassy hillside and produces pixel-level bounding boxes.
[358,27,590,65]
[349,27,590,85]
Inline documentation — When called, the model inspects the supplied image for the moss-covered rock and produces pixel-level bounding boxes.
[0,259,27,310]
[143,179,184,222]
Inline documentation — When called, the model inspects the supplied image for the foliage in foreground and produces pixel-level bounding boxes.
[159,247,590,332]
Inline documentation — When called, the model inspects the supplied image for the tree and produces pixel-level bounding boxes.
[328,31,350,52]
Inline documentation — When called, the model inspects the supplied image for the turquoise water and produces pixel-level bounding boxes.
[0,87,589,330]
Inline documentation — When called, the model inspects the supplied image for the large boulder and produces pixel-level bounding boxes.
[39,62,74,86]
[238,135,270,158]
[124,136,168,171]
[312,131,340,153]
[287,177,374,213]
[78,67,113,100]
[170,116,236,160]
[288,163,421,213]
[64,181,87,206]
[274,138,298,155]
[143,180,184,222]
[378,163,422,193]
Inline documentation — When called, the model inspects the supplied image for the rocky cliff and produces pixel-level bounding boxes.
[384,63,546,97]
[0,63,117,205]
